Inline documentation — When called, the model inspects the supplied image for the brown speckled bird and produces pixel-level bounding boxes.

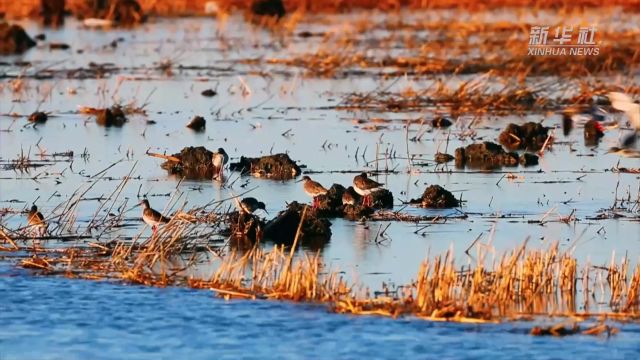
[353,172,384,207]
[28,204,47,236]
[342,186,359,206]
[298,176,328,209]
[140,199,170,235]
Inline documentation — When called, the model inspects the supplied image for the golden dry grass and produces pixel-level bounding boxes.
[2,0,640,19]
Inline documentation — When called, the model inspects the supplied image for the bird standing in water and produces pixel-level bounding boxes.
[140,199,170,235]
[238,197,267,215]
[298,176,328,209]
[353,173,384,207]
[212,148,229,180]
[27,205,47,237]
[608,92,640,150]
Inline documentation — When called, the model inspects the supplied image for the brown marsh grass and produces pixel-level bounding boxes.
[3,210,639,326]
[3,0,640,19]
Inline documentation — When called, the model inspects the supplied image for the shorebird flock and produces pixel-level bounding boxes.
[22,92,640,236]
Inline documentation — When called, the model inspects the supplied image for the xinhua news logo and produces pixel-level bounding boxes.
[528,26,599,56]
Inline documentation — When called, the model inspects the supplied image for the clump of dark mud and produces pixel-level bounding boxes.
[161,146,215,178]
[455,142,519,169]
[410,185,459,208]
[96,106,127,127]
[431,116,453,128]
[201,89,217,97]
[230,153,301,180]
[40,0,66,26]
[70,0,146,26]
[315,184,346,217]
[250,0,286,18]
[28,111,48,124]
[366,188,393,209]
[186,116,206,131]
[519,153,539,166]
[498,122,550,151]
[263,202,331,250]
[0,23,36,54]
[225,211,265,243]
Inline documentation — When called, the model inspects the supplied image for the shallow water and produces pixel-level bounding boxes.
[2,16,638,285]
[1,11,640,357]
[1,264,640,360]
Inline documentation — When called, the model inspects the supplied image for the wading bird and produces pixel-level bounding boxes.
[298,176,328,209]
[562,106,606,139]
[353,173,384,207]
[238,197,267,215]
[608,92,640,150]
[140,199,170,235]
[212,148,229,180]
[27,205,47,237]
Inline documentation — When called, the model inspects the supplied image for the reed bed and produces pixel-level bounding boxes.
[3,207,639,327]
[3,0,640,19]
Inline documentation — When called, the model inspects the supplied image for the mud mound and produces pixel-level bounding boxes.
[230,153,301,180]
[431,116,453,128]
[96,106,127,127]
[186,116,206,131]
[519,153,539,166]
[498,122,549,151]
[263,202,331,249]
[369,188,394,209]
[410,185,459,208]
[343,204,374,220]
[455,142,519,169]
[315,184,346,217]
[0,23,36,54]
[161,146,215,178]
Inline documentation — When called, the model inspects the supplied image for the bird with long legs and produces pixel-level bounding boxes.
[353,173,384,207]
[27,205,47,237]
[212,148,229,180]
[608,92,640,156]
[140,199,170,236]
[298,176,328,209]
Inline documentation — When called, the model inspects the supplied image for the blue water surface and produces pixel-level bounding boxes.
[1,265,639,360]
